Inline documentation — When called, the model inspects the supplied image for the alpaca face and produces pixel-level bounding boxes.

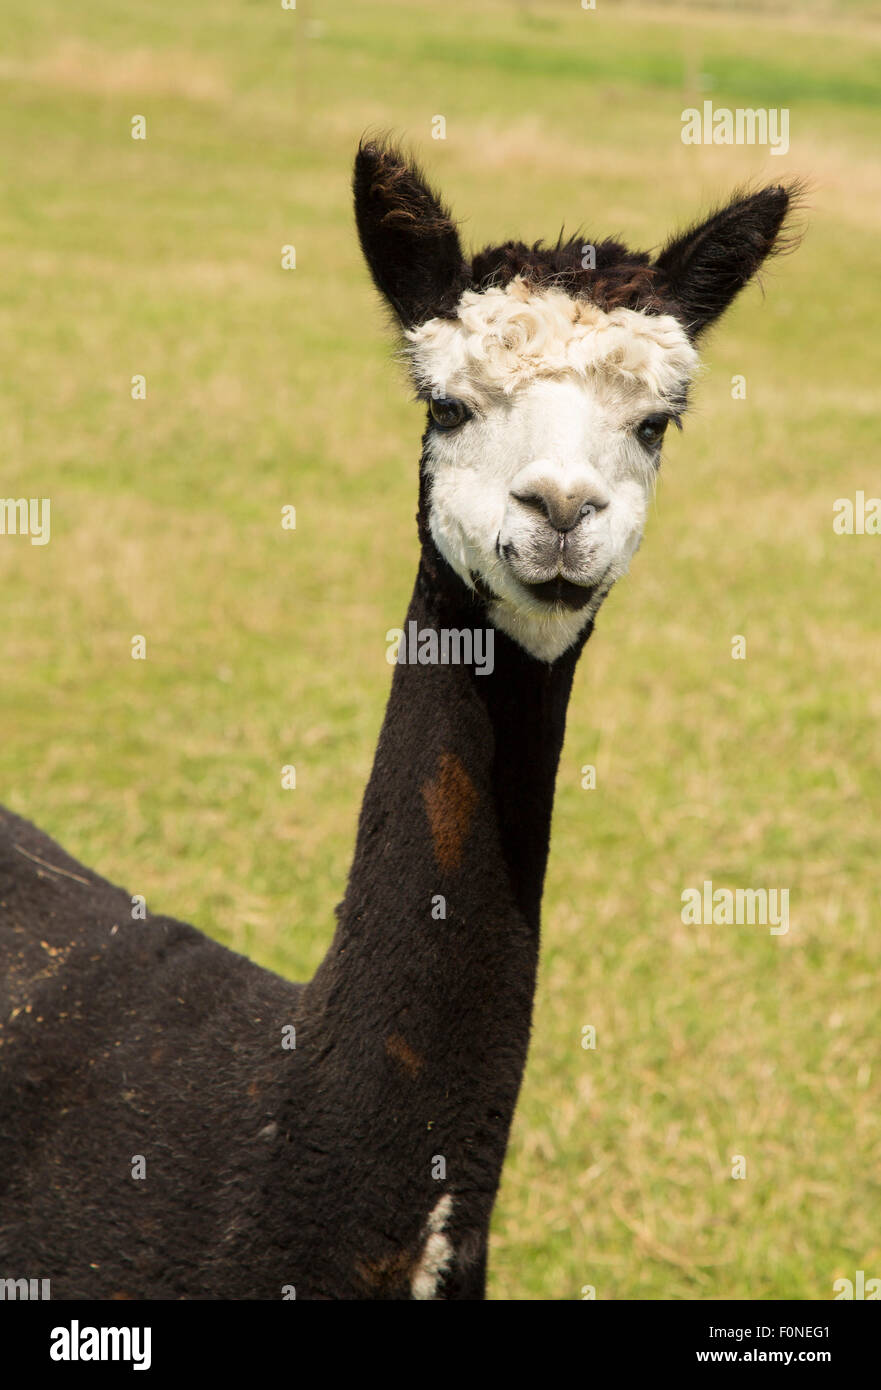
[353,139,797,662]
[407,281,698,661]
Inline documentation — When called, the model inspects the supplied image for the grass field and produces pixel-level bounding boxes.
[1,0,879,1299]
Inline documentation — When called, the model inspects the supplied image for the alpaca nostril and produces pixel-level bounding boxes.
[511,488,609,533]
[578,497,609,523]
[511,492,549,518]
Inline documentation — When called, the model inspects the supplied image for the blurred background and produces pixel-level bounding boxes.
[1,0,879,1299]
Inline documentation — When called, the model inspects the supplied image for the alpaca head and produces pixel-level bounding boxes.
[354,140,798,662]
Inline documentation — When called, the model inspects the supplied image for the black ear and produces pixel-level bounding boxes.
[654,185,801,339]
[353,139,470,329]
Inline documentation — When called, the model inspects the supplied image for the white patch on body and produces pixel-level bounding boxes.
[410,1192,455,1301]
[405,279,699,663]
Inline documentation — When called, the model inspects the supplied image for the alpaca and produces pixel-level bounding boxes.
[0,142,798,1300]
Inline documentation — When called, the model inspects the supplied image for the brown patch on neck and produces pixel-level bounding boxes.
[385,1032,425,1079]
[355,1248,414,1293]
[421,752,478,873]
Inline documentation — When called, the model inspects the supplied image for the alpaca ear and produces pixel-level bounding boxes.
[353,140,470,328]
[654,185,800,338]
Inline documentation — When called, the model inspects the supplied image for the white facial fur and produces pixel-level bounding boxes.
[406,279,699,662]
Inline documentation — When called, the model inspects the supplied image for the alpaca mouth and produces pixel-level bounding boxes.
[520,575,597,610]
[474,550,607,612]
[495,537,603,611]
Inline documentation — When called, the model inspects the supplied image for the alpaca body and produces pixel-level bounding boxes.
[1,805,309,1299]
[0,141,798,1299]
[0,548,575,1300]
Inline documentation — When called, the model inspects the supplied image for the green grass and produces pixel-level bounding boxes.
[1,0,879,1300]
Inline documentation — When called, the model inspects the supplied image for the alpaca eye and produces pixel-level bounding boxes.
[635,413,671,448]
[429,396,471,430]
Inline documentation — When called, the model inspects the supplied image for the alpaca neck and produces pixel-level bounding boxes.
[300,523,590,1287]
[315,527,588,956]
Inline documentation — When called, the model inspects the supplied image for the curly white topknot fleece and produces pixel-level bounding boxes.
[406,276,699,406]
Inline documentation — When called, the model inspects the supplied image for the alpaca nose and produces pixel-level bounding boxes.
[511,483,609,533]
